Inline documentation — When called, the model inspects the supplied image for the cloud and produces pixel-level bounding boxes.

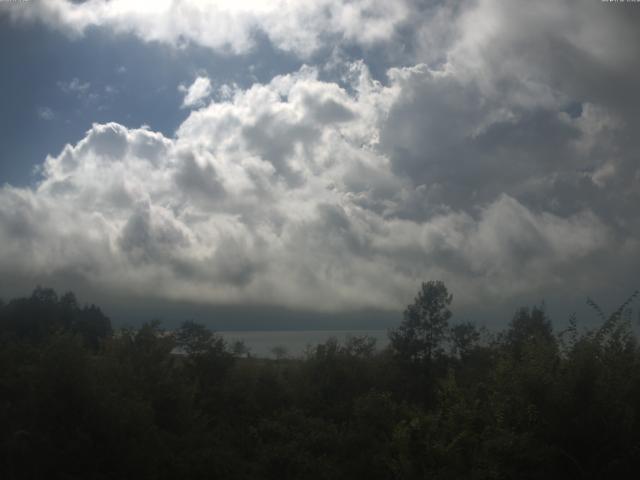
[1,0,639,318]
[57,77,102,105]
[2,0,410,57]
[58,77,90,95]
[179,76,212,109]
[37,107,54,120]
[0,61,631,314]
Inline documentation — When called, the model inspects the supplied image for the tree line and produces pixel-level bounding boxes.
[1,282,639,479]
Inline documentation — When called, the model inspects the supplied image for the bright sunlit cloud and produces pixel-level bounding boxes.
[2,0,410,55]
[179,76,212,108]
[0,0,639,318]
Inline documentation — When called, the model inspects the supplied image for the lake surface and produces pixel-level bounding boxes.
[220,329,390,358]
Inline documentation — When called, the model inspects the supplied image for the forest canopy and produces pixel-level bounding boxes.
[1,283,639,479]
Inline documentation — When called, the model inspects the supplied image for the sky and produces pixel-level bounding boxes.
[0,0,639,329]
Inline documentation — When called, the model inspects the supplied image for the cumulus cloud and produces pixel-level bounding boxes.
[179,76,212,109]
[2,0,410,57]
[0,60,631,313]
[1,0,639,316]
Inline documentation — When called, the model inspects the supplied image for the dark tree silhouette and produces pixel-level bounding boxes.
[504,305,555,359]
[389,280,453,363]
[175,320,219,356]
[1,286,640,479]
[450,321,480,359]
[0,286,111,348]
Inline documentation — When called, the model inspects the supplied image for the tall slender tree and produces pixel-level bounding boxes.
[389,280,453,363]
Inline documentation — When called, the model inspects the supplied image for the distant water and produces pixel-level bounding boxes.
[220,329,390,358]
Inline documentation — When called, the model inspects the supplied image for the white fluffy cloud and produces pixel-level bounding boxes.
[1,0,639,316]
[4,0,409,57]
[179,76,212,108]
[0,62,625,312]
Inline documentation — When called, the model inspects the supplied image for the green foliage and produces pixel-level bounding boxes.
[0,286,111,348]
[2,284,640,478]
[449,321,481,359]
[389,280,453,363]
[503,305,555,360]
